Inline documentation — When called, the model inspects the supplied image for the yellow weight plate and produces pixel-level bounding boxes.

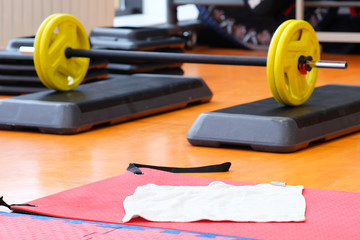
[267,20,295,105]
[36,14,90,91]
[274,20,320,106]
[34,13,61,89]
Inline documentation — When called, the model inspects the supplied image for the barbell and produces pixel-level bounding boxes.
[20,14,347,106]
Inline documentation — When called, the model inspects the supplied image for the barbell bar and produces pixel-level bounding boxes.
[20,13,347,106]
[65,48,346,69]
[21,47,347,69]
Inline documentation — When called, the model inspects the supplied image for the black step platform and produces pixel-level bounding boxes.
[0,74,212,134]
[90,27,185,50]
[187,84,360,153]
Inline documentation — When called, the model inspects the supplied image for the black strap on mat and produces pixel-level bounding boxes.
[0,196,37,210]
[127,162,231,175]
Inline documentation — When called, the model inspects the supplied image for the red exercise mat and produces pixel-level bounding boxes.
[12,168,360,240]
[1,211,252,240]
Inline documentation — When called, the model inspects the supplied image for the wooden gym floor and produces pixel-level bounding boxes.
[0,46,359,207]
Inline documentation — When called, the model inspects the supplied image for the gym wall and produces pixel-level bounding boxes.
[0,0,115,48]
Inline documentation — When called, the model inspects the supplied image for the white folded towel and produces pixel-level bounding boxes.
[122,181,306,223]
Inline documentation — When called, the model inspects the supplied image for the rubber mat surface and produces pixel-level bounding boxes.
[11,168,360,240]
[0,212,255,240]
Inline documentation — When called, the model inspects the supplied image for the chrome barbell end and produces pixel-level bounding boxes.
[19,46,35,54]
[311,60,348,69]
